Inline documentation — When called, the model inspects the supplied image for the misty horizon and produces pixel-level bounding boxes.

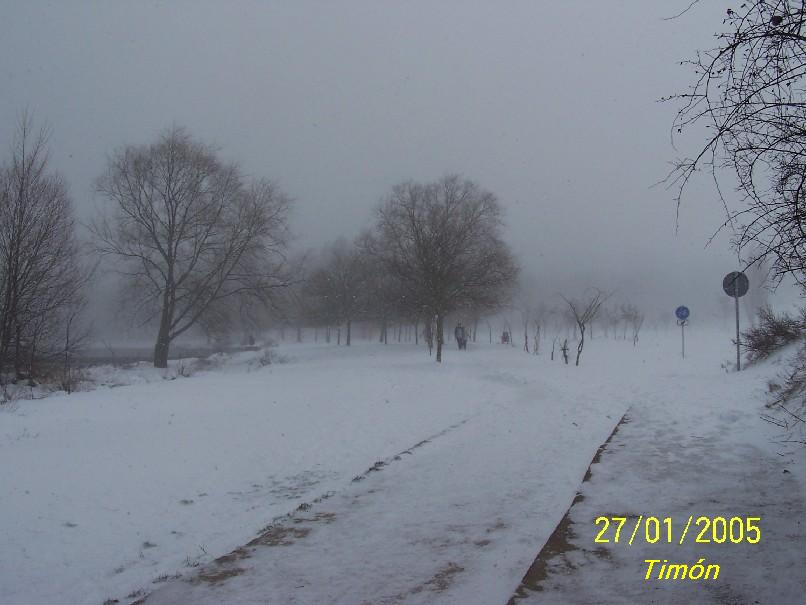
[2,0,793,330]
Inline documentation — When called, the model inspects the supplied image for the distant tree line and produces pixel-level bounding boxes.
[298,175,519,362]
[1,115,521,387]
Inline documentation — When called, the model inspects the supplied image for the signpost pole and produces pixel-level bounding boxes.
[675,306,690,359]
[735,292,741,371]
[681,321,685,359]
[722,271,748,373]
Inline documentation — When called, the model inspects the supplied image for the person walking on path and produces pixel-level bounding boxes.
[454,322,467,350]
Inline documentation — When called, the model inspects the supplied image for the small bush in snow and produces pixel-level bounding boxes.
[258,347,285,366]
[763,341,806,444]
[742,306,804,364]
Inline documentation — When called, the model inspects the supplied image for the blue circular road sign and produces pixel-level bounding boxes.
[675,306,690,321]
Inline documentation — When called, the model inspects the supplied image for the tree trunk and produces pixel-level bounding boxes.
[153,328,170,368]
[153,287,173,368]
[523,321,530,353]
[436,314,444,362]
[63,320,71,393]
[346,319,351,346]
[14,323,23,378]
[575,326,585,366]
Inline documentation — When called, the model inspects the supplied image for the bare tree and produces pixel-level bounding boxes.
[561,289,608,366]
[0,114,90,384]
[367,175,518,362]
[669,1,806,287]
[94,127,291,367]
[620,303,645,347]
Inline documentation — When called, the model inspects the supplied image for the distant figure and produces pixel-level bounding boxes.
[501,331,510,345]
[248,334,255,347]
[454,322,467,350]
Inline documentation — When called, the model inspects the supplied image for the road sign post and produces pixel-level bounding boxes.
[735,293,740,370]
[722,271,749,371]
[675,306,690,359]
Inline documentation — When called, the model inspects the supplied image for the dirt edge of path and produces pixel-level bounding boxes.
[507,412,631,604]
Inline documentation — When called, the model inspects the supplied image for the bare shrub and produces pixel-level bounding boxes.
[762,341,806,445]
[742,306,804,364]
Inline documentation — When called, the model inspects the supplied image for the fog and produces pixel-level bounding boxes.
[0,0,781,331]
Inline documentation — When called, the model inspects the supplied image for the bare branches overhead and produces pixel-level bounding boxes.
[669,0,806,287]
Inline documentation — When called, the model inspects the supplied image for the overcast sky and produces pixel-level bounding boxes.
[1,0,776,321]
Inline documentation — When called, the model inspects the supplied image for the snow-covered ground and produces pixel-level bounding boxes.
[1,327,803,604]
[512,341,806,604]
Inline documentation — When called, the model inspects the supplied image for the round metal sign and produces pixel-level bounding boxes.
[722,271,749,297]
[675,305,690,321]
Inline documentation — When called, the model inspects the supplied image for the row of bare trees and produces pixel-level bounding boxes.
[300,176,519,362]
[2,116,517,375]
[1,118,294,382]
[511,290,648,365]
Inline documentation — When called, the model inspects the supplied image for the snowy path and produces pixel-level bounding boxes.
[0,343,628,604]
[142,356,629,604]
[510,358,806,604]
